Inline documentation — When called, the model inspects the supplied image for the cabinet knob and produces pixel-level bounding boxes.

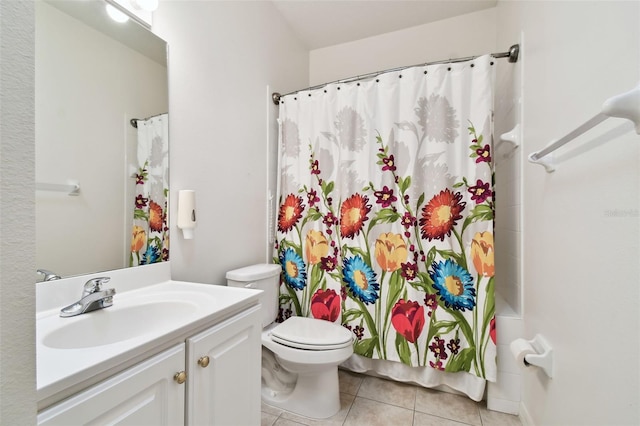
[173,370,187,384]
[198,356,210,368]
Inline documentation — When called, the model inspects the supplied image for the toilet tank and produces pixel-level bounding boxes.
[226,264,282,327]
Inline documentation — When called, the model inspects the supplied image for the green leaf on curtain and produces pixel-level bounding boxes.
[416,193,425,211]
[343,245,368,259]
[133,209,148,220]
[426,246,437,266]
[445,347,475,373]
[431,320,459,335]
[395,333,412,366]
[280,239,302,255]
[436,249,465,267]
[321,180,334,197]
[342,309,364,323]
[462,204,494,233]
[354,337,377,358]
[399,176,411,194]
[307,207,323,221]
[385,271,404,316]
[373,208,400,224]
[453,181,465,188]
[482,277,495,331]
[309,265,323,297]
[413,272,434,290]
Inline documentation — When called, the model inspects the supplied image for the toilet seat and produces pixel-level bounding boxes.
[270,316,353,350]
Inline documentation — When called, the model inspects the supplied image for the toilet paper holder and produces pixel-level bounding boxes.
[522,334,554,378]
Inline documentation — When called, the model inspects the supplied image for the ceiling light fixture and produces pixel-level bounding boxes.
[105,4,129,23]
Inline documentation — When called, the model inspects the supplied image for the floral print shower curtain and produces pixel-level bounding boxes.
[275,56,497,396]
[130,114,169,266]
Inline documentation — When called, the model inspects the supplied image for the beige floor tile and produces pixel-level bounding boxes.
[263,401,285,417]
[479,405,523,426]
[343,396,414,426]
[338,369,364,396]
[415,389,481,426]
[262,412,279,426]
[273,418,308,426]
[413,411,471,426]
[357,375,418,409]
[280,392,356,426]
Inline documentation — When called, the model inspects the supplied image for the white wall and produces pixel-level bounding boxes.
[310,8,497,85]
[153,1,308,284]
[496,2,639,425]
[36,2,168,278]
[0,1,37,423]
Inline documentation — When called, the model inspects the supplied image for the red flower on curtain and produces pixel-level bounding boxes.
[419,189,466,241]
[391,299,425,343]
[340,193,371,238]
[490,317,497,344]
[278,194,305,232]
[149,200,164,232]
[310,289,341,322]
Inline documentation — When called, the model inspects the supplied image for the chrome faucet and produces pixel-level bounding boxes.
[60,277,116,318]
[37,269,61,281]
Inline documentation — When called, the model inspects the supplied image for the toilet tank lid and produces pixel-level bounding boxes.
[226,264,282,281]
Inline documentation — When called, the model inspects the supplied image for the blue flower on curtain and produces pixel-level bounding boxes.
[280,248,307,290]
[429,259,476,311]
[343,256,379,304]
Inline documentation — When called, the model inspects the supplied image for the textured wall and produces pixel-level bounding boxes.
[0,0,37,423]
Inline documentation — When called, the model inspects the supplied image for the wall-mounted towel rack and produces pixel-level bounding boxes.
[36,181,80,196]
[528,84,640,172]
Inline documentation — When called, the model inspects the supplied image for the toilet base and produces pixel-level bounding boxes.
[261,368,340,419]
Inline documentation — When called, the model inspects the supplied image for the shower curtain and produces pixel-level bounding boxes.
[129,113,169,266]
[275,56,496,400]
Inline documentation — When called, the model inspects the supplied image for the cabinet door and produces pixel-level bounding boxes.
[38,344,186,426]
[186,306,261,426]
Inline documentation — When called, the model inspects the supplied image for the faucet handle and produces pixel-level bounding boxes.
[83,277,111,296]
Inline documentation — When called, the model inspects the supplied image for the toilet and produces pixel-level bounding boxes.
[226,264,353,419]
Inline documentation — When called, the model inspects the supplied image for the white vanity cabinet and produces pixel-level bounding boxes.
[38,344,187,426]
[37,303,262,426]
[186,305,262,426]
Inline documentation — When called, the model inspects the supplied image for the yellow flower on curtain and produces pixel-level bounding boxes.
[374,232,408,272]
[131,225,146,252]
[305,229,329,265]
[471,231,495,277]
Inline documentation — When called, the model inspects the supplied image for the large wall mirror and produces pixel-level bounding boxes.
[36,0,169,279]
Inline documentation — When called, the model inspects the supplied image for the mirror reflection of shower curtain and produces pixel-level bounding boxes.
[275,56,496,401]
[129,113,169,266]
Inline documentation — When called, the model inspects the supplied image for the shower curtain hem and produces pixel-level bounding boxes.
[340,354,486,402]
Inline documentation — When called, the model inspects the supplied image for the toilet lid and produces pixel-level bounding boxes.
[270,316,353,350]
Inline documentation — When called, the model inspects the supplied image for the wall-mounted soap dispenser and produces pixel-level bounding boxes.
[177,190,197,239]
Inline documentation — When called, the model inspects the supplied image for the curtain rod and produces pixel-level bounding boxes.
[130,112,168,128]
[272,44,519,105]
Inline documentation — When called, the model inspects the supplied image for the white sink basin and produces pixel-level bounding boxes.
[42,300,198,349]
[37,279,261,405]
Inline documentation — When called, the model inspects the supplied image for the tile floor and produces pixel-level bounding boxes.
[261,369,523,426]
